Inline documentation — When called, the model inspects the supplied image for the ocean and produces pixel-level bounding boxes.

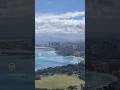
[35,47,84,70]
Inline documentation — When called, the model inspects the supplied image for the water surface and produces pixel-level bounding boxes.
[35,47,84,70]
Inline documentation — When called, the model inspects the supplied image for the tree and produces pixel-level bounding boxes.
[67,86,77,90]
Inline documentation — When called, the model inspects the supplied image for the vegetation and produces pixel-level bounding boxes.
[35,62,85,90]
[35,75,85,90]
[36,63,85,80]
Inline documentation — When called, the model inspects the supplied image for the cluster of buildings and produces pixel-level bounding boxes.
[36,41,85,57]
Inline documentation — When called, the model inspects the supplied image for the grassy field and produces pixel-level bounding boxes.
[35,74,85,89]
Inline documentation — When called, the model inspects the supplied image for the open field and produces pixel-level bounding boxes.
[35,74,85,89]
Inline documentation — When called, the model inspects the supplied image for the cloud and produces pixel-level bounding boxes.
[35,11,85,42]
[36,11,85,33]
[36,11,85,20]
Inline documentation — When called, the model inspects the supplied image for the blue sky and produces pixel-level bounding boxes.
[35,0,85,43]
[35,0,85,14]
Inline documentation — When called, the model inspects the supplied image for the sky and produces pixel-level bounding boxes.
[35,0,85,43]
[35,0,85,13]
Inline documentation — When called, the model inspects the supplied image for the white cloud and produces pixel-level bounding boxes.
[35,11,85,42]
[36,11,84,20]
